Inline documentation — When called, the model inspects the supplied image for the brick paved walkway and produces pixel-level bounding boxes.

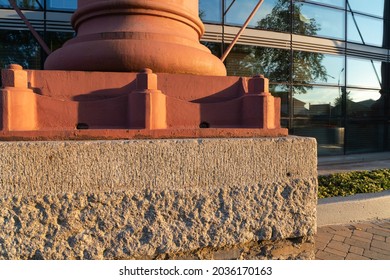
[315,219,390,260]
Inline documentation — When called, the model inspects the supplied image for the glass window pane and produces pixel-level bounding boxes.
[199,0,221,23]
[346,121,385,154]
[227,0,291,33]
[388,125,390,148]
[347,57,382,89]
[293,2,345,40]
[201,41,221,58]
[293,118,344,156]
[0,0,47,9]
[293,85,345,156]
[225,45,291,83]
[293,86,342,117]
[46,31,75,52]
[270,84,290,118]
[0,0,10,8]
[294,51,345,86]
[0,30,41,69]
[348,0,385,18]
[300,0,345,9]
[48,0,77,10]
[346,88,383,117]
[15,0,41,9]
[347,13,384,46]
[386,20,390,48]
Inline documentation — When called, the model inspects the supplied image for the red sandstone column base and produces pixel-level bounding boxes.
[0,65,37,131]
[0,65,288,140]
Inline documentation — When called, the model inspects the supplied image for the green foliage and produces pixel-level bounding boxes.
[318,169,390,199]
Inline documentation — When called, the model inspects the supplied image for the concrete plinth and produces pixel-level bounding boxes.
[0,137,317,260]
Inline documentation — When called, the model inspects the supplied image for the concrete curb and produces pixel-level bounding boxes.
[317,190,390,226]
[317,152,390,175]
[318,152,390,166]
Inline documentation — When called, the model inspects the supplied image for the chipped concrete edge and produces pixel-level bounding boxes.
[317,190,390,226]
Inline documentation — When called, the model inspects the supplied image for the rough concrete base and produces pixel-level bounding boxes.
[0,137,317,260]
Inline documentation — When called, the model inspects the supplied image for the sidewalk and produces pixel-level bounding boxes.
[315,219,390,260]
[315,152,390,260]
[317,151,390,175]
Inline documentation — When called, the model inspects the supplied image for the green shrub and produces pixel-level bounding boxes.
[318,169,390,199]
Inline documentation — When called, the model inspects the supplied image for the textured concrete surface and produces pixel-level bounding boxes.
[0,137,317,259]
[0,137,316,197]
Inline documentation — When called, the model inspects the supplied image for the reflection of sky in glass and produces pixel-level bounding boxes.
[299,3,345,39]
[293,87,340,107]
[49,0,77,10]
[317,54,345,85]
[348,0,385,18]
[292,56,382,106]
[0,0,78,9]
[199,0,221,23]
[347,13,383,46]
[294,52,345,85]
[0,0,9,7]
[347,89,381,104]
[304,0,345,8]
[0,0,40,8]
[225,0,278,27]
[291,87,378,110]
[347,57,382,89]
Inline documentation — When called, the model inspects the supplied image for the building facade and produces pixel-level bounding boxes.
[0,0,389,155]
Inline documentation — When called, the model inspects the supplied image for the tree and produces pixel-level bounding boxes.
[235,0,327,94]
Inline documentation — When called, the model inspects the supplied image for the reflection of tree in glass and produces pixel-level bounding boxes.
[0,30,73,70]
[334,89,352,108]
[15,0,38,9]
[199,9,205,20]
[1,0,39,9]
[0,1,39,69]
[0,30,40,69]
[237,0,327,94]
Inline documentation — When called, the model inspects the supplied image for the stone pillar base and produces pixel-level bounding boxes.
[0,137,317,260]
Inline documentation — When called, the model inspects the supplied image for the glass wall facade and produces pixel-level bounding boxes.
[0,0,389,155]
[0,0,75,69]
[200,0,390,156]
